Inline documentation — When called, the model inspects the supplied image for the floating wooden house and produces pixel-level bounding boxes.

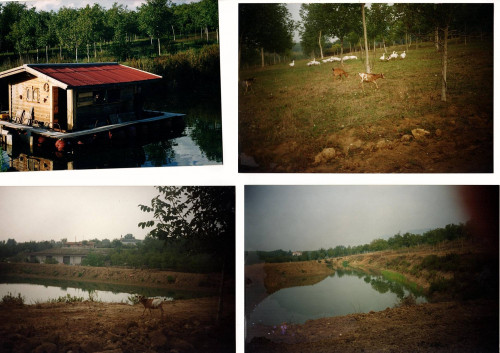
[0,63,183,150]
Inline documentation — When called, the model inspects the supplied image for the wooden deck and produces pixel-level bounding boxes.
[0,111,184,140]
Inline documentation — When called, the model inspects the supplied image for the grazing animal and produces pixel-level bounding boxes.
[242,78,256,94]
[358,72,385,90]
[289,60,295,67]
[400,51,406,59]
[138,295,164,317]
[332,67,348,80]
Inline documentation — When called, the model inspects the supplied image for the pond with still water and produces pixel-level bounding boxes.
[0,277,209,304]
[248,269,427,326]
[0,103,222,171]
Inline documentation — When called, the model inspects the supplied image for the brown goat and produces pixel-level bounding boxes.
[138,295,164,317]
[332,68,348,81]
[358,73,385,90]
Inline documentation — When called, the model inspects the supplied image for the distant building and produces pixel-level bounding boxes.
[120,238,141,246]
[62,241,95,249]
[292,251,302,256]
[28,248,108,265]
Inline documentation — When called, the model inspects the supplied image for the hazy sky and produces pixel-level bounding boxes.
[245,186,469,251]
[0,186,161,243]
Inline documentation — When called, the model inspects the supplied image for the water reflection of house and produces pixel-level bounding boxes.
[28,247,106,265]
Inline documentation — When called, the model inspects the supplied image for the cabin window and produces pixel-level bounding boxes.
[26,88,31,101]
[33,88,40,103]
[93,90,106,104]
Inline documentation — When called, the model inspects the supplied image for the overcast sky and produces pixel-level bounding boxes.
[245,186,469,252]
[0,186,161,243]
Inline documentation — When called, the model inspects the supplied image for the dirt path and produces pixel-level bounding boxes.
[0,296,235,353]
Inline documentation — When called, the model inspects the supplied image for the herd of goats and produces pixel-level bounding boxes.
[241,50,408,93]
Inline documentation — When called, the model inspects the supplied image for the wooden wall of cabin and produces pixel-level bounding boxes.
[10,77,52,125]
[74,85,136,130]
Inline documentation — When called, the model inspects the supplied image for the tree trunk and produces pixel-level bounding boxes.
[340,39,344,66]
[205,26,209,42]
[441,25,448,102]
[36,48,39,63]
[435,27,439,51]
[362,4,370,73]
[383,40,387,53]
[216,28,219,44]
[318,30,323,59]
[261,47,264,68]
[171,25,176,41]
[373,39,376,53]
[94,42,97,58]
[45,45,48,63]
[87,43,90,62]
[158,37,161,56]
[59,45,62,60]
[215,254,226,325]
[405,31,409,52]
[75,45,78,63]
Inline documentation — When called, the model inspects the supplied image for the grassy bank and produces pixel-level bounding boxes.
[239,40,493,172]
[332,240,498,302]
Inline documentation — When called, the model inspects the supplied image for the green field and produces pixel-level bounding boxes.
[239,39,493,173]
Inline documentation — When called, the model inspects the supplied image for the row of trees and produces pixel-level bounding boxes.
[0,234,142,261]
[299,3,491,60]
[250,222,472,264]
[0,0,218,62]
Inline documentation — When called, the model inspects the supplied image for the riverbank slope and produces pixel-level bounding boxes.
[0,262,222,293]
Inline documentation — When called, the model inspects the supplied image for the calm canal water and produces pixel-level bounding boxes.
[0,277,208,304]
[248,269,427,326]
[0,107,221,171]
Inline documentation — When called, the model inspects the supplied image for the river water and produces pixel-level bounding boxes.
[0,277,209,304]
[248,269,427,326]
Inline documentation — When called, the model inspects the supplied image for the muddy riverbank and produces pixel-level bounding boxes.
[0,262,222,293]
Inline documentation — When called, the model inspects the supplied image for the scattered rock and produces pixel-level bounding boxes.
[401,134,413,142]
[412,128,430,140]
[81,340,101,353]
[376,139,386,149]
[149,329,168,349]
[435,129,442,137]
[313,148,336,165]
[34,342,57,353]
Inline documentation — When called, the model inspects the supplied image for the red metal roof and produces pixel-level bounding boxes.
[27,63,162,88]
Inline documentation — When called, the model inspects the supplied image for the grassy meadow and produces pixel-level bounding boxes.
[239,39,493,173]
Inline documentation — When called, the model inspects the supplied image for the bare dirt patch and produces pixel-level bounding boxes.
[0,296,235,353]
[246,299,498,352]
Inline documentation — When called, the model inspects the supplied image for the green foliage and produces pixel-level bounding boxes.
[167,275,175,284]
[81,252,106,267]
[1,292,24,306]
[342,260,349,268]
[48,293,84,303]
[44,257,58,265]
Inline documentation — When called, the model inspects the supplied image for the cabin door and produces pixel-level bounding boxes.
[52,87,67,131]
